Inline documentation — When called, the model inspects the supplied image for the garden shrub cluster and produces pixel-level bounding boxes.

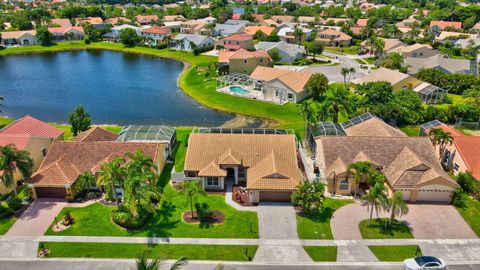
[193,45,214,56]
[112,208,147,229]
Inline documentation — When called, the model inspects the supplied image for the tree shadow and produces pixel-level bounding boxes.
[300,207,334,223]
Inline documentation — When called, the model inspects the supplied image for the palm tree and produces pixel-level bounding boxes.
[341,68,350,88]
[74,172,96,194]
[372,37,385,58]
[136,252,188,270]
[347,161,372,198]
[180,180,206,219]
[386,191,409,224]
[428,128,453,160]
[97,157,125,201]
[362,181,387,225]
[298,99,320,138]
[122,172,162,217]
[293,27,304,44]
[0,145,34,196]
[126,151,159,186]
[324,86,351,123]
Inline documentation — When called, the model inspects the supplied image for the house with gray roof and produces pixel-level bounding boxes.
[405,55,477,75]
[213,20,250,37]
[256,41,306,63]
[172,34,216,51]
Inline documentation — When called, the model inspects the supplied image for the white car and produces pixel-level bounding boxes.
[403,256,447,270]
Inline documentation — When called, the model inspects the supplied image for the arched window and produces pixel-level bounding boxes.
[339,180,349,191]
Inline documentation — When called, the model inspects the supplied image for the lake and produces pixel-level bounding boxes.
[0,50,233,126]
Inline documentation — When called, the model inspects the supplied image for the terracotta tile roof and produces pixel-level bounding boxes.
[356,18,368,27]
[250,66,313,93]
[271,15,295,23]
[223,33,253,42]
[430,20,462,30]
[232,13,242,20]
[345,117,407,137]
[317,29,352,41]
[0,134,33,150]
[243,26,275,36]
[184,133,302,190]
[316,136,457,189]
[0,30,36,39]
[219,49,271,63]
[27,141,164,186]
[141,26,171,35]
[50,19,72,28]
[224,44,242,50]
[48,26,84,34]
[452,136,480,180]
[0,115,63,140]
[72,127,118,142]
[163,15,186,22]
[135,15,159,23]
[106,17,131,25]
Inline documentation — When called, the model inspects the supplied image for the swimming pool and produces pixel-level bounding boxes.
[229,86,250,95]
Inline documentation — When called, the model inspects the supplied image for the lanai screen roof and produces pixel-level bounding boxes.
[419,120,444,136]
[311,113,376,137]
[117,125,176,142]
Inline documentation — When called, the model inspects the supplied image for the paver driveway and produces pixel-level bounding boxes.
[6,199,94,236]
[331,202,476,240]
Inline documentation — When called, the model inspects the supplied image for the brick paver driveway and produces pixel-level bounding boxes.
[6,199,95,236]
[331,202,476,240]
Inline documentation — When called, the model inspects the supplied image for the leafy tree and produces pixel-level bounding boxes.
[74,172,96,195]
[119,28,141,47]
[136,252,188,270]
[381,53,406,72]
[0,145,34,196]
[341,67,355,87]
[180,180,206,219]
[305,73,329,100]
[68,105,91,136]
[253,30,266,40]
[11,14,33,30]
[265,33,280,42]
[268,49,281,63]
[36,26,54,46]
[456,172,478,195]
[291,180,325,214]
[324,86,352,123]
[382,24,401,39]
[385,191,409,224]
[362,180,388,225]
[299,99,320,127]
[347,161,372,198]
[97,157,125,201]
[307,41,324,60]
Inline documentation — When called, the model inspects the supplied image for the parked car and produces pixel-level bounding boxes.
[403,256,446,270]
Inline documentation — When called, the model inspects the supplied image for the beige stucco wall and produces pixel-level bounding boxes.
[436,142,470,177]
[229,57,271,75]
[392,76,423,91]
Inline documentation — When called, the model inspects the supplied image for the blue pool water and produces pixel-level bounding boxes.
[0,50,233,126]
[229,86,250,95]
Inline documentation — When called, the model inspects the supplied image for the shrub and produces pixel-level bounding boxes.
[452,188,466,208]
[195,202,214,222]
[84,37,91,44]
[193,45,214,56]
[0,204,13,219]
[112,209,146,229]
[457,172,478,195]
[7,198,22,211]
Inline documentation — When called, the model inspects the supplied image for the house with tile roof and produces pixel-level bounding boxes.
[0,116,64,194]
[214,20,250,37]
[106,17,131,25]
[180,20,209,35]
[0,30,38,46]
[221,33,254,51]
[27,141,167,199]
[360,39,406,55]
[72,127,118,142]
[315,28,352,47]
[405,55,476,75]
[421,121,480,181]
[49,19,73,28]
[312,115,458,202]
[430,20,462,30]
[183,132,303,204]
[172,34,215,51]
[135,15,159,25]
[140,26,171,46]
[256,41,306,63]
[389,43,438,58]
[48,26,84,41]
[218,49,272,75]
[243,25,275,36]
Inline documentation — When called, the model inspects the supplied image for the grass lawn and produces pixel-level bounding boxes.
[173,128,192,172]
[325,46,360,55]
[0,41,305,137]
[297,198,354,239]
[303,246,337,261]
[399,125,420,137]
[42,242,257,261]
[368,245,422,261]
[359,218,413,239]
[0,216,16,235]
[455,196,480,237]
[0,117,14,128]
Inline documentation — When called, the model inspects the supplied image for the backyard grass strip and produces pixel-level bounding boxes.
[42,242,258,261]
[303,246,337,261]
[368,245,422,261]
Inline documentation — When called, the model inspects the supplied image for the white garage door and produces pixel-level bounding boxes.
[416,189,452,202]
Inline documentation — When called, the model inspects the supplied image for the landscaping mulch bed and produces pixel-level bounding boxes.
[232,186,249,207]
[182,211,225,224]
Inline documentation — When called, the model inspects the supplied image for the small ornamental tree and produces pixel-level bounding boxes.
[119,28,141,47]
[36,26,54,46]
[268,49,281,63]
[291,180,325,214]
[180,180,206,219]
[305,73,329,100]
[68,105,91,136]
[308,41,324,60]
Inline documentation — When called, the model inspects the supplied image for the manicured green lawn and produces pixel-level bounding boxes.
[173,128,192,172]
[0,216,16,235]
[456,196,480,237]
[325,46,360,55]
[303,246,337,261]
[42,242,258,261]
[399,125,420,137]
[368,245,422,261]
[0,117,14,128]
[359,218,413,239]
[0,42,305,136]
[297,198,354,239]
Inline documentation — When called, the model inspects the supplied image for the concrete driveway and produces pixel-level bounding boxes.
[303,52,367,83]
[254,202,312,263]
[331,202,476,240]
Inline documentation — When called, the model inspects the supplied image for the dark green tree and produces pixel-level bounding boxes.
[305,73,329,100]
[119,28,141,48]
[36,27,54,46]
[68,105,91,136]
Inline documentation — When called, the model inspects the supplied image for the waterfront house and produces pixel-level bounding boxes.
[183,132,303,204]
[104,24,142,42]
[140,26,171,46]
[0,30,38,46]
[48,26,85,41]
[256,41,306,63]
[172,34,215,51]
[218,49,272,75]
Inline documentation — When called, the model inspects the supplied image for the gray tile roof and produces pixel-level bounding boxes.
[405,55,472,74]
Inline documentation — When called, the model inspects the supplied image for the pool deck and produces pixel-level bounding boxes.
[217,86,287,105]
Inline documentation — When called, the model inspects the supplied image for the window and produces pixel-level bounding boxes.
[243,59,247,64]
[275,90,279,97]
[238,167,245,177]
[259,58,264,63]
[454,163,460,172]
[412,52,417,57]
[186,171,197,177]
[287,93,294,100]
[206,177,219,187]
[338,180,349,191]
[41,148,48,157]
